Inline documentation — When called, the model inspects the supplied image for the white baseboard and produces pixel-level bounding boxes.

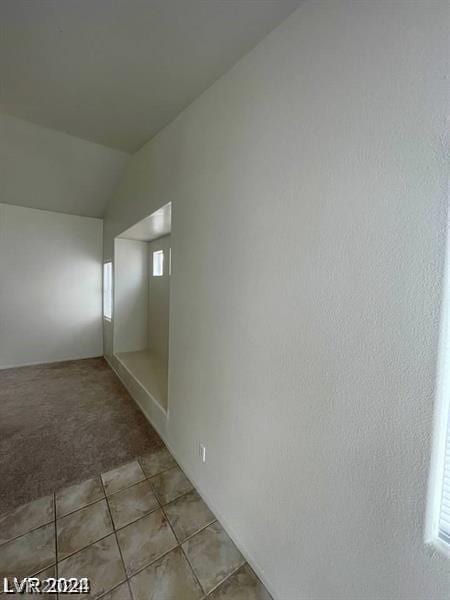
[162,438,279,600]
[0,354,103,370]
[105,353,278,600]
[105,353,168,441]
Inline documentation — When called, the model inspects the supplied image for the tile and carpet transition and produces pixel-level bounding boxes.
[0,358,271,598]
[0,358,163,514]
[0,450,271,598]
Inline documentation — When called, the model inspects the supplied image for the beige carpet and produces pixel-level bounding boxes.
[0,357,163,514]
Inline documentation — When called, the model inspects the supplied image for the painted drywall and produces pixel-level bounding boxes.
[114,238,149,354]
[103,1,450,598]
[148,236,171,366]
[0,1,300,151]
[0,203,103,368]
[0,113,128,218]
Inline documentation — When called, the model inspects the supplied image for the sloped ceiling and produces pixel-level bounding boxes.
[0,0,302,152]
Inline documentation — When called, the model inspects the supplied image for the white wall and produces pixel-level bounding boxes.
[0,113,128,218]
[103,1,450,598]
[114,238,149,354]
[148,235,171,364]
[0,203,103,368]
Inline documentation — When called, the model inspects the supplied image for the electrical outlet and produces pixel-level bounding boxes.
[199,443,206,463]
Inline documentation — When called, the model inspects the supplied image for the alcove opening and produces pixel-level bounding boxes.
[113,202,171,413]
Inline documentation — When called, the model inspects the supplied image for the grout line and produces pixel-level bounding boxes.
[0,447,171,549]
[53,513,180,594]
[57,530,116,566]
[96,580,126,600]
[158,499,207,597]
[124,545,179,585]
[56,493,105,521]
[0,514,55,548]
[104,474,146,498]
[179,539,207,596]
[100,476,129,594]
[179,517,218,545]
[55,479,105,519]
[152,487,194,510]
[138,461,179,480]
[56,492,163,568]
[149,467,246,598]
[146,463,180,483]
[204,561,248,597]
[108,505,161,533]
[0,520,56,554]
[125,579,134,600]
[107,479,178,583]
[53,491,58,600]
[3,449,258,599]
[0,457,176,550]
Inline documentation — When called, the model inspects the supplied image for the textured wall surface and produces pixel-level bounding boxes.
[0,113,128,218]
[148,235,171,365]
[114,238,149,353]
[103,1,450,597]
[0,203,103,368]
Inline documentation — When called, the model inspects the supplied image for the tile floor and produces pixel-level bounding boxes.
[0,446,271,599]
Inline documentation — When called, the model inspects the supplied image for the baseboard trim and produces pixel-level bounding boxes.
[0,354,103,370]
[113,352,168,419]
[105,354,168,441]
[104,353,278,600]
[162,439,279,600]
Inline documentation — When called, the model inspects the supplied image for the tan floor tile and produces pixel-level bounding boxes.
[58,534,126,599]
[182,522,245,594]
[2,565,57,598]
[208,564,272,599]
[21,565,57,599]
[56,477,104,518]
[129,547,203,600]
[0,495,54,546]
[0,523,55,578]
[101,461,145,496]
[100,582,132,600]
[57,499,113,560]
[165,490,215,542]
[139,447,176,478]
[116,509,177,576]
[150,466,193,505]
[108,480,159,530]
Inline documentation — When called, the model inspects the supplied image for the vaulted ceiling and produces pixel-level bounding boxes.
[0,0,301,152]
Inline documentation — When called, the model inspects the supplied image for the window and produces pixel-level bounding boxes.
[153,250,164,276]
[438,440,450,545]
[427,241,450,556]
[103,262,112,320]
[428,368,450,552]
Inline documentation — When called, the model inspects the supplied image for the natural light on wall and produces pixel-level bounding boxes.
[153,250,164,276]
[427,219,450,555]
[103,262,112,320]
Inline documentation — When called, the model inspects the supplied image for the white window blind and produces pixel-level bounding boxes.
[438,415,450,544]
[103,262,112,320]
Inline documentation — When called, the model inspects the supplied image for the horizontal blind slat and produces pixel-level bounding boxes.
[439,411,450,545]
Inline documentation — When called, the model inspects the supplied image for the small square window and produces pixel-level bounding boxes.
[153,250,164,276]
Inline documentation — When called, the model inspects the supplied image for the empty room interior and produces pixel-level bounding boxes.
[0,1,449,599]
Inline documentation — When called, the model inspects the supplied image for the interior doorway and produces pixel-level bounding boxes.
[113,203,171,413]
